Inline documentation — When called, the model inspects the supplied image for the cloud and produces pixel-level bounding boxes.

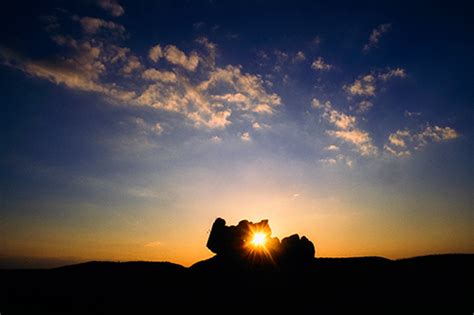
[164,45,199,71]
[292,51,306,63]
[153,123,163,135]
[75,16,125,35]
[241,132,251,142]
[122,55,141,74]
[2,19,280,132]
[212,93,248,103]
[274,50,289,63]
[311,57,332,71]
[198,65,281,110]
[264,49,306,72]
[344,68,406,100]
[404,110,422,118]
[345,158,354,168]
[0,44,136,103]
[136,66,277,129]
[148,45,163,63]
[363,23,391,52]
[272,50,289,72]
[2,17,280,135]
[142,68,177,83]
[325,144,339,151]
[327,129,377,156]
[353,100,373,113]
[311,98,322,108]
[385,125,460,157]
[311,99,356,130]
[344,74,376,96]
[98,0,124,17]
[210,135,222,143]
[383,145,411,158]
[320,155,354,167]
[136,61,280,129]
[416,125,459,144]
[378,68,406,81]
[131,117,165,137]
[195,37,217,66]
[327,110,355,130]
[253,103,275,114]
[388,129,410,147]
[206,109,232,128]
[319,158,337,165]
[312,98,377,156]
[252,122,262,130]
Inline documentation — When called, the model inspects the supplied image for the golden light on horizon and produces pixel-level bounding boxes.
[251,232,267,247]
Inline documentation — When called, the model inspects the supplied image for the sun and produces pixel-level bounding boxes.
[251,232,267,247]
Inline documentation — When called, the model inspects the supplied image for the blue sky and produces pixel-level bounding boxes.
[1,0,473,266]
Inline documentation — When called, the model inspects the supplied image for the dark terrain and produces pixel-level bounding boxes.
[2,218,473,313]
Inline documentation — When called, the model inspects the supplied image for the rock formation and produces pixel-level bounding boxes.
[206,217,315,269]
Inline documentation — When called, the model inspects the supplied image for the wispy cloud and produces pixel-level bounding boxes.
[404,110,422,118]
[1,14,281,132]
[378,68,406,81]
[148,45,163,62]
[142,68,177,83]
[0,44,135,102]
[343,68,406,111]
[319,157,337,165]
[312,99,356,130]
[312,98,377,156]
[97,0,124,17]
[344,74,376,96]
[319,154,354,167]
[363,23,391,52]
[385,125,460,157]
[240,132,251,142]
[327,129,377,156]
[0,6,461,167]
[210,135,222,143]
[292,51,306,63]
[163,45,199,71]
[74,16,125,35]
[352,100,373,113]
[311,57,332,71]
[325,144,339,151]
[388,129,410,147]
[416,125,459,145]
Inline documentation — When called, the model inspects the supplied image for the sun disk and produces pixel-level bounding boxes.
[251,232,267,247]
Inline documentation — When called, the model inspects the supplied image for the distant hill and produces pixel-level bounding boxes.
[54,260,186,272]
[1,254,472,313]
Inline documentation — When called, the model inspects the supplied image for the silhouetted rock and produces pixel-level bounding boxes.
[205,217,315,270]
[279,234,316,267]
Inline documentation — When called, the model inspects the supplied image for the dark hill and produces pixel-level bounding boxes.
[1,217,472,312]
[54,260,185,272]
[1,254,473,313]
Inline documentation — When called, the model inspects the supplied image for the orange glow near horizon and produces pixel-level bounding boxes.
[3,182,474,269]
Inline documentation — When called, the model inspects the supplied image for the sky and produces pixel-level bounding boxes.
[0,0,473,268]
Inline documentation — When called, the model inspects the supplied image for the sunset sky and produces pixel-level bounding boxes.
[1,0,473,267]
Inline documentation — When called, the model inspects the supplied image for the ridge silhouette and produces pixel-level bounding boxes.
[1,217,473,313]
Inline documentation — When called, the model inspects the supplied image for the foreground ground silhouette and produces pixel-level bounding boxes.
[1,218,473,313]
